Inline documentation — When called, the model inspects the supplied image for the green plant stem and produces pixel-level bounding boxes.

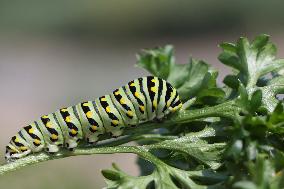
[0,100,239,176]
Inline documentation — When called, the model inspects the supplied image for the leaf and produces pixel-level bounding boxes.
[102,163,227,189]
[137,46,224,103]
[260,76,284,112]
[152,135,226,170]
[231,154,284,189]
[268,103,284,125]
[223,75,240,89]
[250,90,262,112]
[219,34,284,88]
[236,83,250,112]
[168,59,211,102]
[266,103,284,135]
[195,72,226,105]
[136,45,175,79]
[102,127,227,188]
[233,181,258,189]
[102,163,154,189]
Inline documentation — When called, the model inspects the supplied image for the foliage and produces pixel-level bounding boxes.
[0,34,284,189]
[134,34,284,188]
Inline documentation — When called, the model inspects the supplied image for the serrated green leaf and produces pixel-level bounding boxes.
[136,45,225,103]
[170,59,208,98]
[102,161,227,189]
[219,34,284,88]
[151,135,226,169]
[236,83,249,111]
[251,34,269,51]
[258,76,284,112]
[219,42,237,54]
[136,45,175,79]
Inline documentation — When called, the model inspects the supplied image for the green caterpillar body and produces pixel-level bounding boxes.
[5,76,182,161]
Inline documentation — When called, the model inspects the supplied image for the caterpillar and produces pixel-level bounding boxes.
[5,76,182,161]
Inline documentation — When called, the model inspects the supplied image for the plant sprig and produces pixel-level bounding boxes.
[0,101,238,176]
[1,34,284,189]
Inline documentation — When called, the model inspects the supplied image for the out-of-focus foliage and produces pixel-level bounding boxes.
[1,1,284,38]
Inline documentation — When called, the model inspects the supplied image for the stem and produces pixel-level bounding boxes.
[96,134,178,147]
[0,145,156,175]
[0,100,239,176]
[176,100,239,123]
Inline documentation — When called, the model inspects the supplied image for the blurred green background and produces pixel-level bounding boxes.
[0,1,284,188]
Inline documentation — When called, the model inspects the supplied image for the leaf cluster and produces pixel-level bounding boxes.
[102,34,284,189]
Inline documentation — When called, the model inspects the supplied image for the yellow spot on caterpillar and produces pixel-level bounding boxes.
[115,91,120,95]
[91,125,97,131]
[61,108,68,112]
[19,146,28,151]
[112,120,119,125]
[130,83,135,87]
[65,116,71,122]
[14,137,19,143]
[106,106,111,113]
[127,111,133,117]
[10,148,17,152]
[83,102,89,106]
[42,115,49,119]
[34,139,41,145]
[46,122,52,128]
[151,78,155,82]
[151,87,157,93]
[120,98,126,104]
[28,128,34,134]
[86,111,92,118]
[101,97,107,101]
[134,92,140,98]
[153,100,157,109]
[167,103,171,108]
[70,129,77,135]
[51,134,58,140]
[139,106,145,112]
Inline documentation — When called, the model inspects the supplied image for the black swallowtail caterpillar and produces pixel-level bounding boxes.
[5,76,182,160]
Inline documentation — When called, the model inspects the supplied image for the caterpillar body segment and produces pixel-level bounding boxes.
[124,78,148,122]
[54,106,83,149]
[5,76,182,161]
[110,87,139,127]
[76,101,105,144]
[96,95,126,137]
[20,123,45,152]
[36,114,64,153]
